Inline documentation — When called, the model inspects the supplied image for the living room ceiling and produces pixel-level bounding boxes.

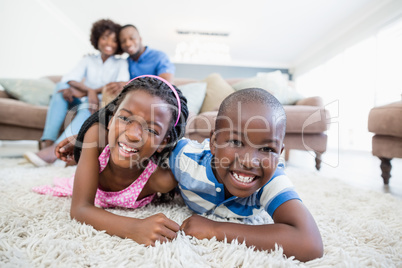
[19,0,390,68]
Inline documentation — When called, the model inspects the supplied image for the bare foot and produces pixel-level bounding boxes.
[36,144,57,164]
[40,140,54,150]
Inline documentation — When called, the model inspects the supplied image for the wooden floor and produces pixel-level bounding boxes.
[1,141,401,199]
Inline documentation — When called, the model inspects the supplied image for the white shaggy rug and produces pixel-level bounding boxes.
[0,158,401,267]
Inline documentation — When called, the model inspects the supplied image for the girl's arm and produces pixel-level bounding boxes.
[71,124,180,246]
[180,199,323,262]
[147,167,178,194]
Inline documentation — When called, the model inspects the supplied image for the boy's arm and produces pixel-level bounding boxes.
[180,199,323,262]
[71,125,179,246]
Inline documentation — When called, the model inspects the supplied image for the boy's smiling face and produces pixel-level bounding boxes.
[210,101,286,198]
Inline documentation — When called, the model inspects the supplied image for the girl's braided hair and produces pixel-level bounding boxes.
[73,77,189,167]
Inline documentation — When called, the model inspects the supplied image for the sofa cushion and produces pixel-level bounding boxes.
[0,98,47,129]
[188,106,329,136]
[231,71,303,105]
[0,124,44,140]
[185,111,217,143]
[200,73,235,113]
[231,74,275,93]
[0,90,9,99]
[285,106,329,134]
[295,96,323,106]
[173,78,198,86]
[372,135,402,158]
[177,82,207,115]
[0,78,55,106]
[284,133,327,153]
[368,101,402,138]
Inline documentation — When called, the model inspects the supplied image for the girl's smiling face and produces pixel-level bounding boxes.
[108,90,172,169]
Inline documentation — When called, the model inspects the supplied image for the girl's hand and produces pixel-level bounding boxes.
[180,214,217,240]
[55,135,77,164]
[132,213,180,246]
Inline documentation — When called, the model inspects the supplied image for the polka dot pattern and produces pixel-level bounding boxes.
[32,145,157,209]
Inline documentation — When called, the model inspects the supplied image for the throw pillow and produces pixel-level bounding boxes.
[232,71,304,105]
[257,72,304,105]
[231,75,275,94]
[200,73,235,113]
[177,82,207,115]
[0,78,55,106]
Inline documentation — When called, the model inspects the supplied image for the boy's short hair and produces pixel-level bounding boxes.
[216,88,287,136]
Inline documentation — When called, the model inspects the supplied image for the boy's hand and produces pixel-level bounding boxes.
[55,135,77,164]
[180,214,217,240]
[132,213,180,246]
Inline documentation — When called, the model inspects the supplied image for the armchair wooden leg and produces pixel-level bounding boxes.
[315,152,322,171]
[379,157,392,185]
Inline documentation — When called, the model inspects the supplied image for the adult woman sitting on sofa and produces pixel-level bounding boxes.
[24,18,129,167]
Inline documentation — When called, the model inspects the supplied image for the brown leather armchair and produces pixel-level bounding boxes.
[368,99,402,184]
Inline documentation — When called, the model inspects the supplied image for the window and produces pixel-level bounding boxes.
[296,17,402,151]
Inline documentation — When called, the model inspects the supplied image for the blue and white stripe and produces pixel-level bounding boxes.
[169,138,300,219]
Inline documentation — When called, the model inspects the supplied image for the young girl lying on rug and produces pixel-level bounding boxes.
[33,75,189,246]
[51,86,323,261]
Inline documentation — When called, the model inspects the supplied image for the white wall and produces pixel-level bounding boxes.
[2,0,400,80]
[293,3,402,152]
[292,0,402,78]
[0,0,93,79]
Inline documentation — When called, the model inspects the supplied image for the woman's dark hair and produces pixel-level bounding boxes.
[74,77,189,166]
[90,19,123,55]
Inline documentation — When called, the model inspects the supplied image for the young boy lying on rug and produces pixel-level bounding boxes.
[53,87,323,261]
